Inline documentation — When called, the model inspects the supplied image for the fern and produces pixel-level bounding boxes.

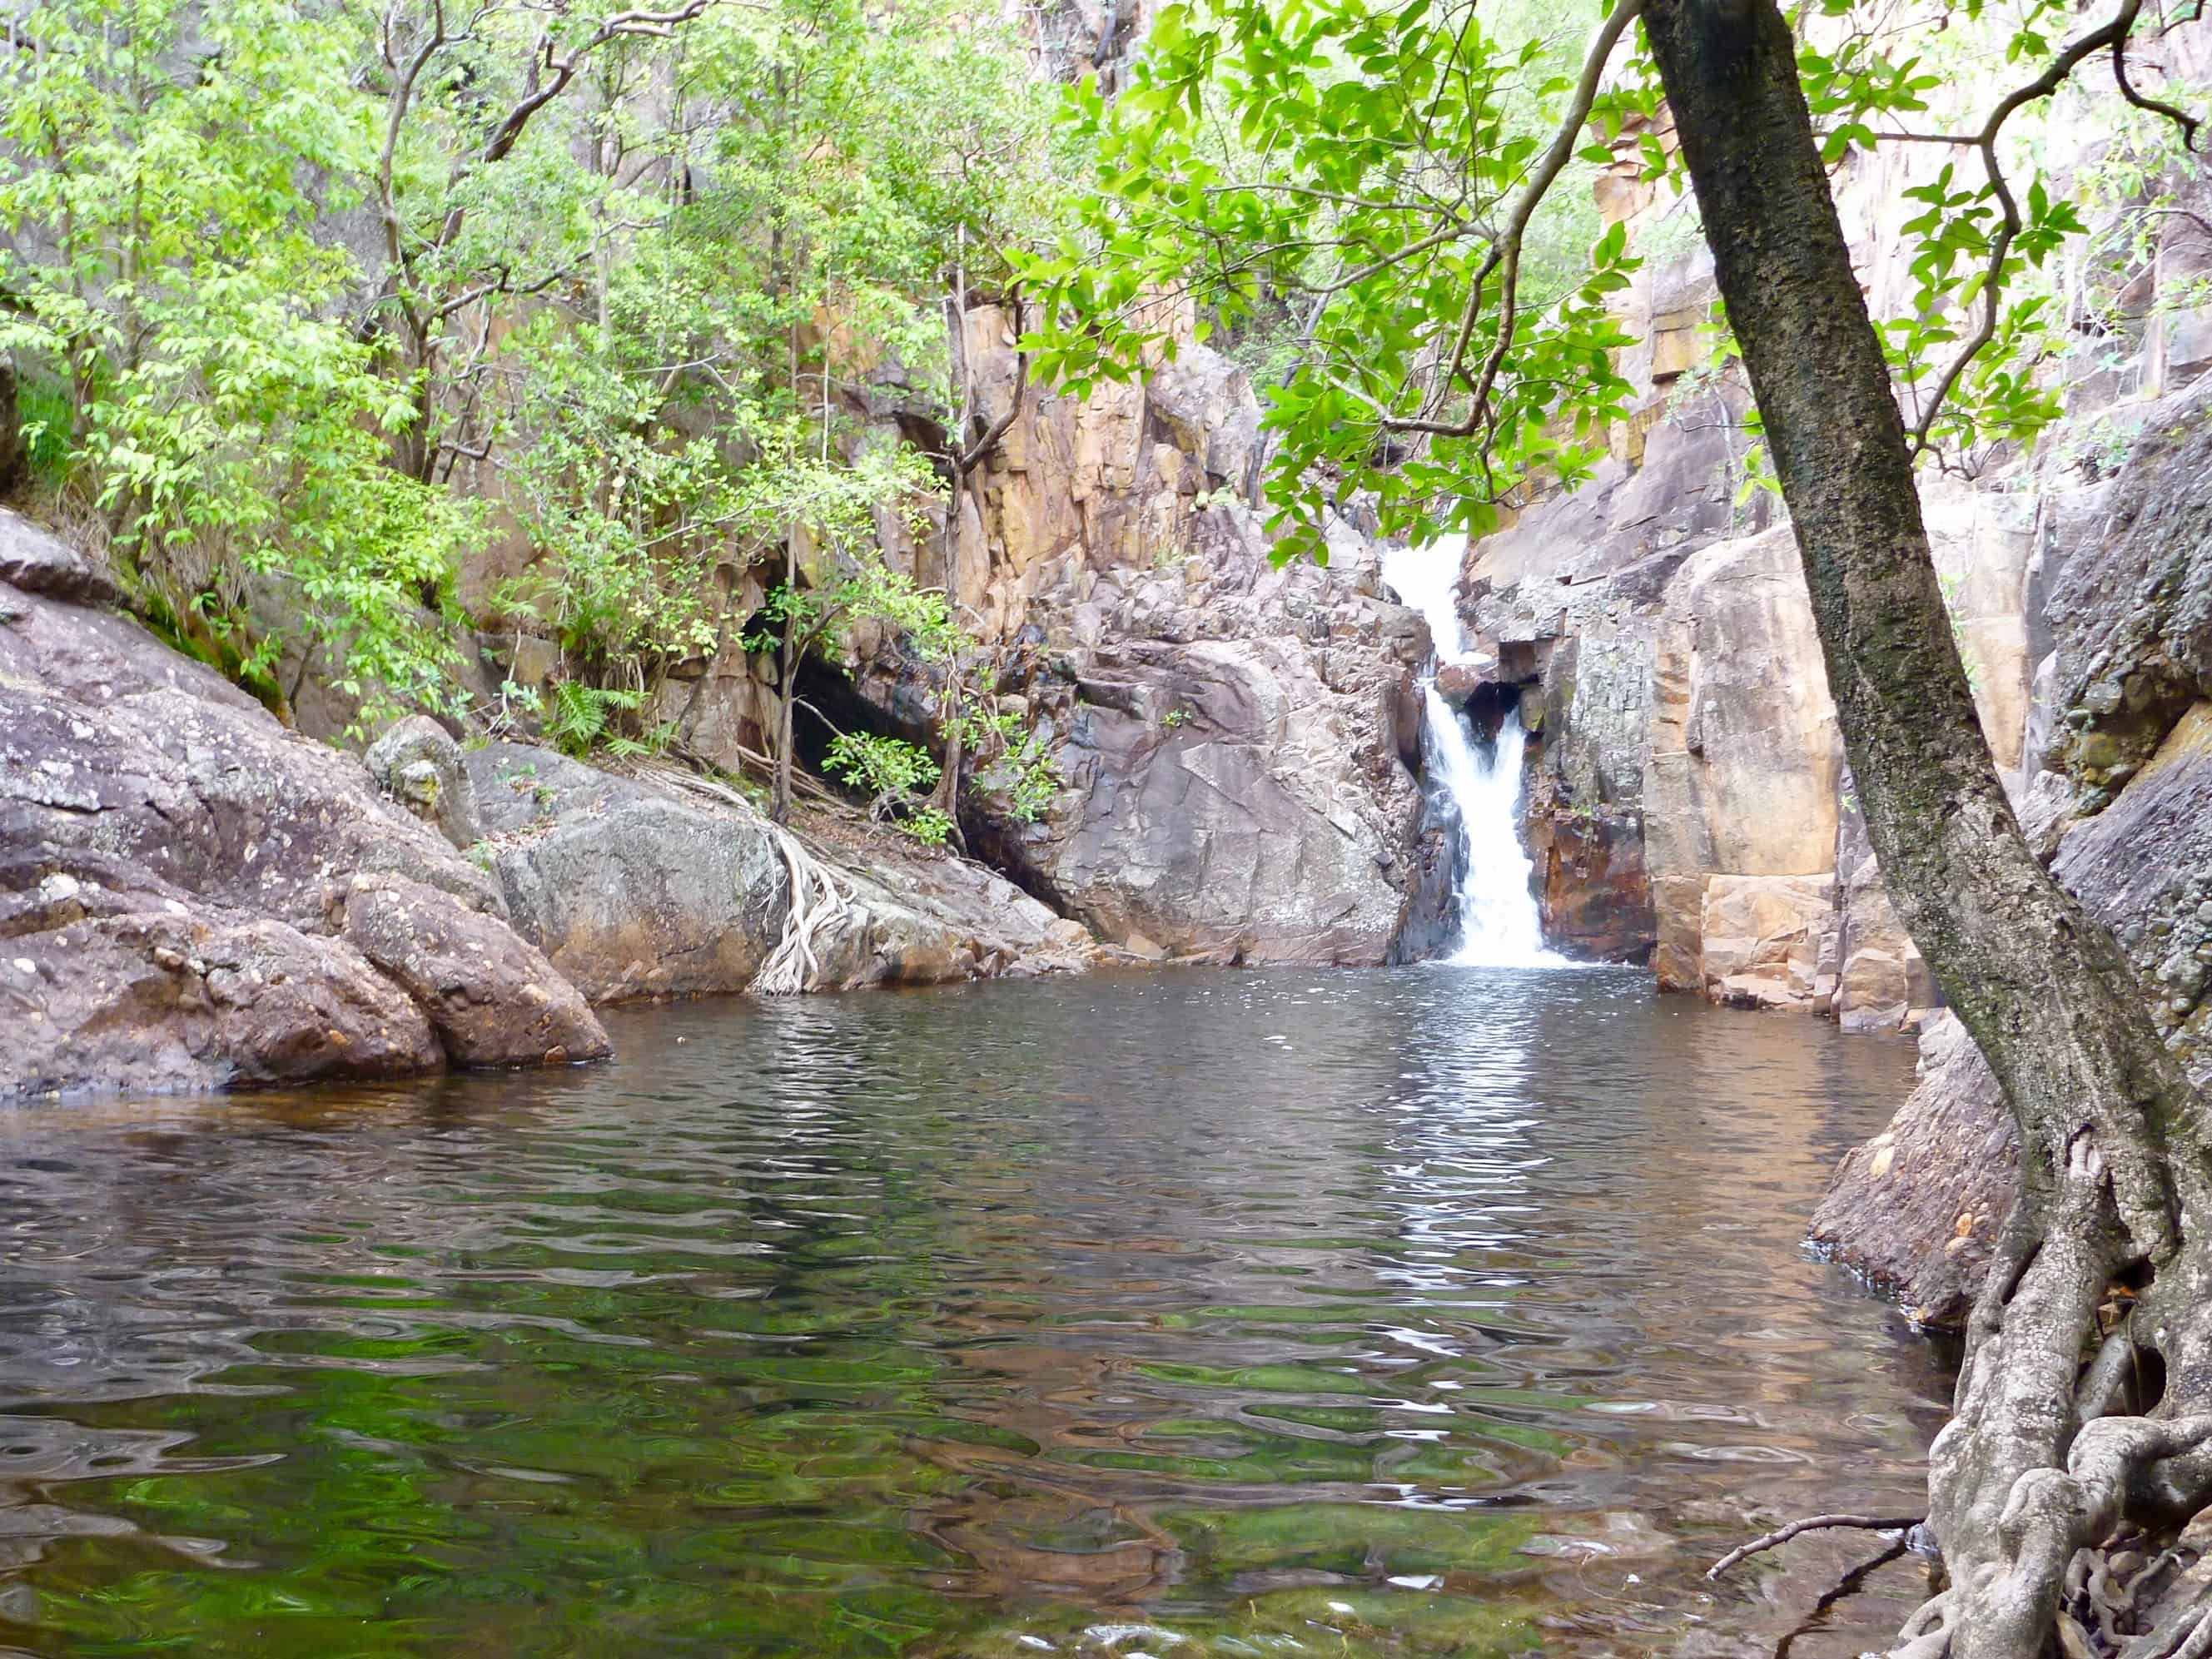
[548,680,646,757]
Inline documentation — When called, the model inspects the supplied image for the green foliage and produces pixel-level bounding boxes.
[0,0,475,726]
[1937,571,1986,695]
[1015,0,1644,560]
[11,373,75,490]
[547,680,646,758]
[823,730,952,842]
[1026,0,2182,559]
[0,0,1081,751]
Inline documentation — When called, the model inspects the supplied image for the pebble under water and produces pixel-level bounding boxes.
[0,967,1949,1658]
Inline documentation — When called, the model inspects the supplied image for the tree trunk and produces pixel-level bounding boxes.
[1639,2,2212,1653]
[773,538,798,826]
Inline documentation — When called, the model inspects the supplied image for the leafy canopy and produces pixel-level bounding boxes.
[1017,0,2190,563]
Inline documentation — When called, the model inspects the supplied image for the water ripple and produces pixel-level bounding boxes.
[0,967,1947,1657]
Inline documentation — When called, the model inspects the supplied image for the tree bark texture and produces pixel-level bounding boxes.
[1639,1,2212,1653]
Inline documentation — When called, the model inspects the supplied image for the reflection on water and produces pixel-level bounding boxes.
[0,967,1943,1657]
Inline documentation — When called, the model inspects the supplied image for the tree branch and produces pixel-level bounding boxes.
[1379,0,1647,440]
[1906,0,2201,454]
[1706,1514,1923,1580]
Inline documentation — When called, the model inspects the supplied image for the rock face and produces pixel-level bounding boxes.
[1643,526,1844,1006]
[0,509,610,1099]
[640,310,1442,966]
[848,317,1440,964]
[1807,1011,2017,1327]
[466,744,1096,1000]
[1812,380,2212,1325]
[958,508,1434,964]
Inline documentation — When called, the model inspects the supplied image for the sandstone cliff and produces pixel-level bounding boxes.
[1428,22,2212,1322]
[570,308,1447,966]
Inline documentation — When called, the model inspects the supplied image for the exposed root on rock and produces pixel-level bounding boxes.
[634,761,857,996]
[748,822,852,995]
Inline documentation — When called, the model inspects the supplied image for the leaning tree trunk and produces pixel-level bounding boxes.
[1639,1,2212,1653]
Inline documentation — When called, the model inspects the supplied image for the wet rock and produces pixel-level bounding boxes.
[2,904,443,1100]
[1525,786,1653,962]
[340,872,610,1066]
[1434,660,1494,706]
[1808,1011,2016,1329]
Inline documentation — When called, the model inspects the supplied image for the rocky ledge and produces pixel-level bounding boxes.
[0,511,1093,1102]
[0,510,609,1099]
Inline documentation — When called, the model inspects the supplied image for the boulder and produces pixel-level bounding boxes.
[1698,873,1836,1008]
[482,792,790,1002]
[0,507,117,606]
[1644,526,1842,884]
[339,872,609,1066]
[1807,1011,2016,1329]
[464,743,1096,1000]
[1826,768,1935,1031]
[2,905,443,1100]
[0,513,607,1099]
[982,628,1420,964]
[363,713,482,851]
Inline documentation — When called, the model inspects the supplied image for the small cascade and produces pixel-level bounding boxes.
[1381,538,1569,969]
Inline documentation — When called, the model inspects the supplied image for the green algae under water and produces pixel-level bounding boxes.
[0,968,1947,1658]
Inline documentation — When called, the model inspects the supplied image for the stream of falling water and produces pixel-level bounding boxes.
[1381,535,1571,968]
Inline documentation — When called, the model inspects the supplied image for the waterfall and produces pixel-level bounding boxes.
[1381,537,1569,969]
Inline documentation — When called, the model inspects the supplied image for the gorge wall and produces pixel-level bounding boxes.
[1429,25,2212,1324]
[470,309,1452,968]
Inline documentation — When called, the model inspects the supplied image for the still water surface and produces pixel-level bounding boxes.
[0,968,1946,1658]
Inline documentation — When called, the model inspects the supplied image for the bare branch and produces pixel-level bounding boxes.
[956,295,1028,472]
[2111,25,2203,150]
[1706,1513,1922,1580]
[1379,0,1648,440]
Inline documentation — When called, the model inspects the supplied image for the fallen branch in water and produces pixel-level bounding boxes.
[1707,1514,1924,1581]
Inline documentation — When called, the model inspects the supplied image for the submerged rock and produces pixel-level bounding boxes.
[0,511,609,1100]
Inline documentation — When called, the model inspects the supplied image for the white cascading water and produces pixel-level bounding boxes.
[1380,536,1568,969]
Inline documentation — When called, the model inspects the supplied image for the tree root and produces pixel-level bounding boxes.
[748,822,852,996]
[635,762,857,996]
[1706,1513,1923,1580]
